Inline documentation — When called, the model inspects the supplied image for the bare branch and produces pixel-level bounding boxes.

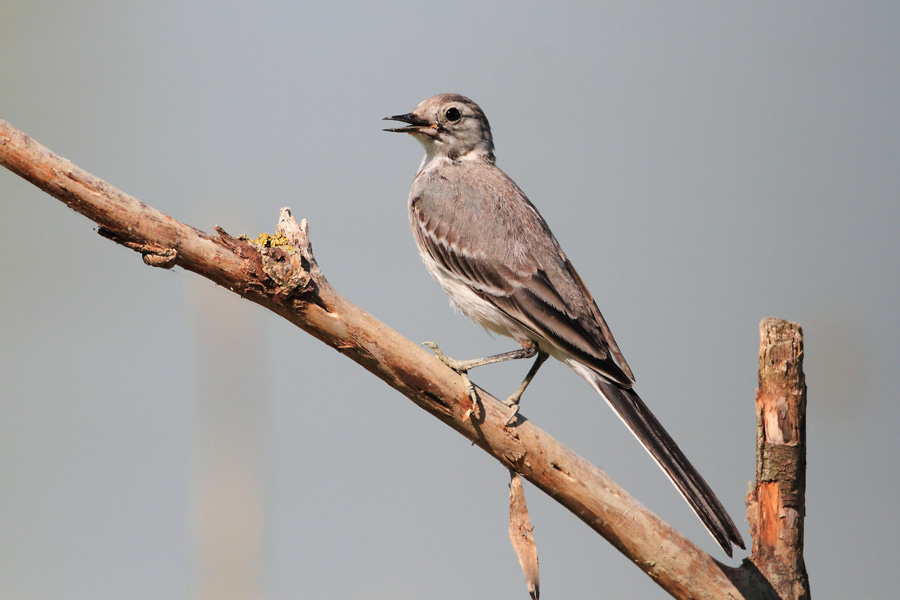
[2,117,805,599]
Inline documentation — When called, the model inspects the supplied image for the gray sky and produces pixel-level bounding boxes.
[2,2,898,598]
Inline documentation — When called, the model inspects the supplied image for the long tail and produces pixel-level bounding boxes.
[571,363,745,557]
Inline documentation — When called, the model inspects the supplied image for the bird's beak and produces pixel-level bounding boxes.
[383,112,433,133]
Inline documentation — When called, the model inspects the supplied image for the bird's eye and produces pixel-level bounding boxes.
[445,107,461,122]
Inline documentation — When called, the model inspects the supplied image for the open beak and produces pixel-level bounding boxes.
[383,112,432,133]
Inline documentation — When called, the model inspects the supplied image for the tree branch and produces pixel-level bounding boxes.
[746,318,811,599]
[1,117,807,599]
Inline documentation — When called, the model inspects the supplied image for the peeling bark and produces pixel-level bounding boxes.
[746,318,811,600]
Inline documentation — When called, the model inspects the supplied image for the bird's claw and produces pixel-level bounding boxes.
[422,341,486,373]
[422,341,461,371]
[503,395,521,426]
[423,341,481,416]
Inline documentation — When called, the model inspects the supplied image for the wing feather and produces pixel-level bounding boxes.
[410,169,634,387]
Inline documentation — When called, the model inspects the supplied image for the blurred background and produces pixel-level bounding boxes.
[1,2,897,598]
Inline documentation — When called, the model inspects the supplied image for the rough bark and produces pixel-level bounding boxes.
[746,318,811,599]
[1,117,810,599]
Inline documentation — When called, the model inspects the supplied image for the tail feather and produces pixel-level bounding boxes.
[571,362,745,557]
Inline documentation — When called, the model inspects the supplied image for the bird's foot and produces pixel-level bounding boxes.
[421,341,491,372]
[422,341,481,416]
[502,394,522,426]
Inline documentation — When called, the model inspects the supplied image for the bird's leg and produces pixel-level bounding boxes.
[422,341,545,425]
[503,350,550,426]
[422,341,538,372]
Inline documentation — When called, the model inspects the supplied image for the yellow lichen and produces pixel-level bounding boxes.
[243,232,294,249]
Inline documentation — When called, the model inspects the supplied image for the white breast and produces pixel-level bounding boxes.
[418,248,536,345]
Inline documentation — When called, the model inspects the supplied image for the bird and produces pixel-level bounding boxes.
[383,93,745,557]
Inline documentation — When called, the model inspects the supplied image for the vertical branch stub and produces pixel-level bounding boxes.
[748,317,810,600]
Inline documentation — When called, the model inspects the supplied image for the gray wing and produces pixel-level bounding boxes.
[410,162,635,387]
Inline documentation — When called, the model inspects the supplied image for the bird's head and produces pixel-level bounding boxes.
[384,94,494,162]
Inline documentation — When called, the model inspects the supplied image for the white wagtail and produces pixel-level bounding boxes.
[384,93,745,557]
